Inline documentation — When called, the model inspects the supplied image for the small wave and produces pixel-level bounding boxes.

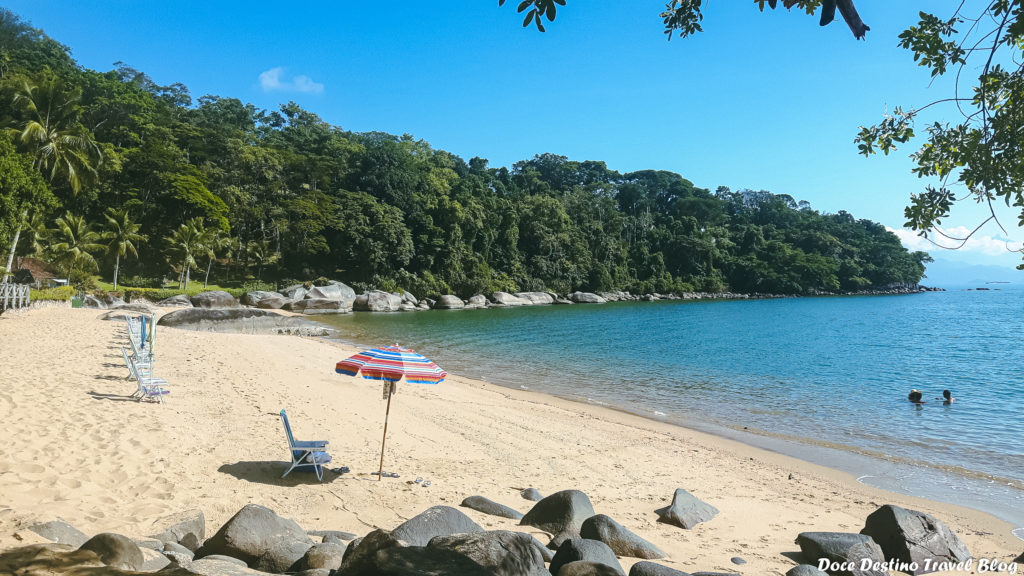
[654,411,666,416]
[1013,527,1024,542]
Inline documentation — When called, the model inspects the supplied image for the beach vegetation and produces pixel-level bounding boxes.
[28,285,73,301]
[0,8,934,297]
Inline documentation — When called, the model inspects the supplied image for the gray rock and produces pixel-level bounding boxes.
[164,541,195,559]
[581,514,664,559]
[148,508,205,551]
[285,298,353,314]
[79,533,145,571]
[461,495,524,520]
[401,290,418,305]
[434,295,465,309]
[860,504,971,575]
[559,561,627,576]
[729,556,746,565]
[521,488,543,501]
[28,519,89,547]
[188,557,270,575]
[655,489,719,529]
[241,291,284,307]
[795,532,887,576]
[322,534,346,546]
[140,546,171,570]
[195,503,314,573]
[691,573,741,576]
[515,292,555,305]
[549,538,624,576]
[353,290,402,312]
[100,293,127,308]
[202,554,249,566]
[520,489,596,535]
[158,308,329,336]
[308,282,356,301]
[82,294,107,309]
[297,542,346,571]
[490,292,529,306]
[112,302,156,314]
[568,292,607,304]
[341,545,493,576]
[134,537,163,550]
[295,570,332,576]
[428,530,549,576]
[156,294,193,308]
[391,505,484,547]
[466,294,489,309]
[629,562,694,576]
[336,530,403,575]
[307,529,357,542]
[280,284,309,300]
[256,296,291,310]
[190,290,239,308]
[554,298,574,305]
[1015,551,1023,563]
[786,565,829,576]
[548,530,580,551]
[341,535,364,566]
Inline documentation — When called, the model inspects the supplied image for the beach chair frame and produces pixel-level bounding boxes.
[280,409,331,481]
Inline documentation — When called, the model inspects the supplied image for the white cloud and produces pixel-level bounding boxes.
[888,225,1023,256]
[258,67,323,94]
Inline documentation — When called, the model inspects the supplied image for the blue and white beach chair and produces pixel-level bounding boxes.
[121,347,170,403]
[280,409,331,481]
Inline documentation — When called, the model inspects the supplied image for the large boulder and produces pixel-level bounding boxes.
[560,561,626,576]
[79,533,145,571]
[341,546,493,576]
[630,562,694,576]
[428,530,549,576]
[147,509,205,551]
[353,290,402,312]
[285,298,353,314]
[157,294,193,308]
[655,489,718,529]
[307,281,356,301]
[859,505,971,575]
[0,544,106,574]
[82,294,106,309]
[112,302,155,314]
[195,503,314,573]
[786,566,829,576]
[28,520,89,547]
[337,529,403,574]
[568,292,607,304]
[188,556,271,575]
[466,294,489,309]
[515,292,555,305]
[549,538,624,576]
[460,496,524,520]
[140,547,171,571]
[795,532,887,576]
[257,296,292,310]
[280,284,309,300]
[391,506,484,547]
[581,514,664,559]
[158,308,329,336]
[490,292,529,306]
[434,295,466,309]
[190,290,239,308]
[521,488,544,502]
[520,489,596,536]
[241,291,284,307]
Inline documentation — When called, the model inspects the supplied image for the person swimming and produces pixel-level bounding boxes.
[935,389,955,403]
[907,389,924,404]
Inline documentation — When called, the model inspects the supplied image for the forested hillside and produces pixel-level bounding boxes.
[0,10,930,297]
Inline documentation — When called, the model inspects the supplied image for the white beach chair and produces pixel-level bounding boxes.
[280,409,331,481]
[121,347,170,403]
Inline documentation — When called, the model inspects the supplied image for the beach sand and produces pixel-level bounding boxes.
[0,307,1018,574]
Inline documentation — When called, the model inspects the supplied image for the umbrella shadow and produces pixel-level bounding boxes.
[218,461,348,486]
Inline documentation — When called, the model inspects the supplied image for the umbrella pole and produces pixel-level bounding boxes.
[378,389,393,481]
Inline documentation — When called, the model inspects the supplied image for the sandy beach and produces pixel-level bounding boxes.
[0,306,1018,575]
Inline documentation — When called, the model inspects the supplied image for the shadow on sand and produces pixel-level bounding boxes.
[87,391,139,402]
[218,461,347,486]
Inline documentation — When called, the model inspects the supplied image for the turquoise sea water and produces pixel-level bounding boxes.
[315,287,1024,533]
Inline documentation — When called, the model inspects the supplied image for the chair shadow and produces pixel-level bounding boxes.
[87,391,138,403]
[218,461,345,486]
[94,374,127,381]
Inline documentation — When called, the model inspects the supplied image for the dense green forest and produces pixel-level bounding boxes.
[0,10,930,298]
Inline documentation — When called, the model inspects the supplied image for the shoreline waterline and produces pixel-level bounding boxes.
[315,290,1024,540]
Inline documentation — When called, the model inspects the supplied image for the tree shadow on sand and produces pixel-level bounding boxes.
[218,461,348,486]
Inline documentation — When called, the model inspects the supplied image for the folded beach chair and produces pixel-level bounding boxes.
[121,347,170,403]
[280,409,331,481]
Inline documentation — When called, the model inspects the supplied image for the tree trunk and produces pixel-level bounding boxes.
[2,209,28,284]
[204,257,212,289]
[113,252,121,291]
[184,260,191,291]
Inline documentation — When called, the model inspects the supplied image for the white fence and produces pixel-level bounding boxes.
[0,283,31,311]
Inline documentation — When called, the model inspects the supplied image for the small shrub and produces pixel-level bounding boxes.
[312,276,331,287]
[30,286,75,301]
[241,280,276,293]
[120,276,164,289]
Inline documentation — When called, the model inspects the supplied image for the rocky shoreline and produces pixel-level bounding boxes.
[4,488,1000,576]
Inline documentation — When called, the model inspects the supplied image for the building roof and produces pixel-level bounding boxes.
[15,257,57,280]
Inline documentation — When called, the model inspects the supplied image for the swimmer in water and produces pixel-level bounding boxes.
[935,389,955,404]
[907,389,924,404]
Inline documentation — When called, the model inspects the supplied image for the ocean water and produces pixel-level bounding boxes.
[315,287,1024,533]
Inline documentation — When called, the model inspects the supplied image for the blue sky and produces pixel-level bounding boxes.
[8,1,1023,272]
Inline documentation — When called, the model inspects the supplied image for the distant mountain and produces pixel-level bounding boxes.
[923,259,1021,288]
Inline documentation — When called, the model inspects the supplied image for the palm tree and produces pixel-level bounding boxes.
[103,208,146,291]
[166,219,204,290]
[7,72,101,194]
[198,227,230,289]
[48,212,103,284]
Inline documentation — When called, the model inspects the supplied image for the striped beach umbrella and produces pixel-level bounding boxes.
[335,345,446,480]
